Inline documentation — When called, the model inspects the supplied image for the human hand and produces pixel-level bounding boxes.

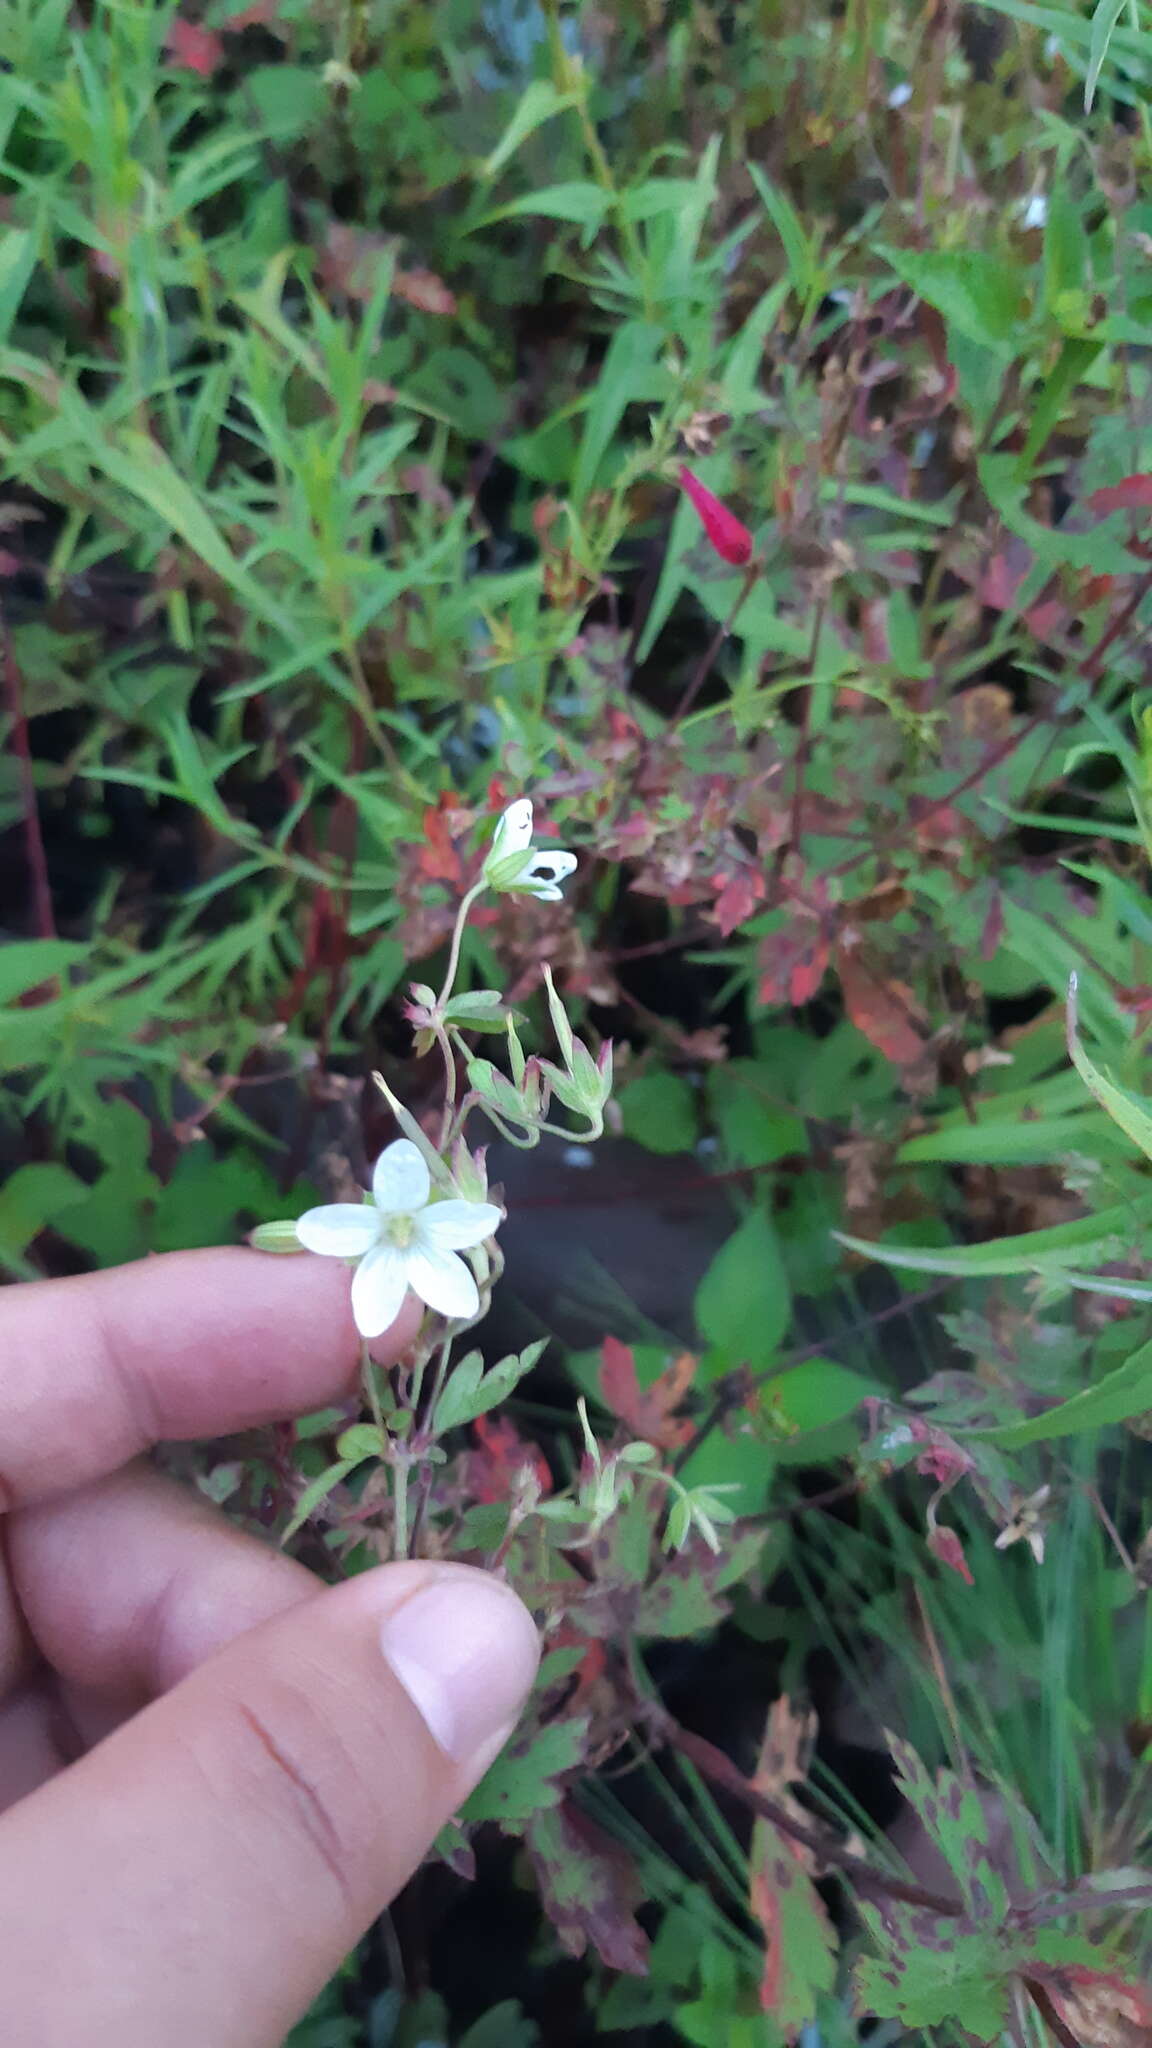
[0,1249,539,2045]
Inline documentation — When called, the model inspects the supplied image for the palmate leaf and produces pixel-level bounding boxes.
[460,1716,588,1828]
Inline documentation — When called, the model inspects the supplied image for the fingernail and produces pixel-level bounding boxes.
[380,1571,540,1763]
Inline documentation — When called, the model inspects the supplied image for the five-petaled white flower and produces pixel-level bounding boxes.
[295,1139,502,1338]
[482,798,577,901]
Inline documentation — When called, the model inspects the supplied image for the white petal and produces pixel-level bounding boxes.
[351,1242,410,1338]
[417,1199,502,1252]
[372,1139,430,1215]
[404,1244,480,1320]
[492,798,533,855]
[519,850,577,899]
[294,1203,379,1257]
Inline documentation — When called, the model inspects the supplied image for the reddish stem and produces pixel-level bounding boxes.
[645,1704,961,1917]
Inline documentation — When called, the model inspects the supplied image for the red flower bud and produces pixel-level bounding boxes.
[678,464,754,566]
[926,1524,974,1585]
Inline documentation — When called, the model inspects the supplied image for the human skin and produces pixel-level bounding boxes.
[0,1248,540,2045]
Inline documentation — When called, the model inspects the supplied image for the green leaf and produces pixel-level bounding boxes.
[1066,973,1152,1163]
[837,1191,1152,1279]
[478,181,608,232]
[573,318,665,504]
[750,1817,838,2031]
[458,2002,540,2048]
[636,1528,766,1635]
[618,1071,697,1154]
[0,1163,88,1268]
[481,79,577,177]
[334,1424,386,1463]
[1086,0,1127,107]
[442,989,508,1031]
[0,940,83,1007]
[748,165,820,305]
[280,1458,362,1544]
[771,1356,882,1430]
[880,246,1028,351]
[460,1717,588,1826]
[0,226,37,347]
[434,1340,548,1434]
[708,1061,806,1168]
[244,65,327,142]
[695,1207,791,1366]
[896,1112,1124,1166]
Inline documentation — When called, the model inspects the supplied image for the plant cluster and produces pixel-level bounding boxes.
[2,0,1152,2040]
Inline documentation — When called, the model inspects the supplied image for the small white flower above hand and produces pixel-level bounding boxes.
[295,1139,502,1338]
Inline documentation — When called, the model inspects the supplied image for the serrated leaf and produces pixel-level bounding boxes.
[527,1802,649,1974]
[460,1716,588,1826]
[637,1528,764,1635]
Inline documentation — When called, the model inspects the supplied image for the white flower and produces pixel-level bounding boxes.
[295,1139,501,1338]
[482,797,577,901]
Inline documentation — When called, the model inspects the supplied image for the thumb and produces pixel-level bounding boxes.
[0,1561,539,2047]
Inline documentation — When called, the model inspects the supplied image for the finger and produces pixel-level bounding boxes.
[0,1562,539,2048]
[9,1461,318,1725]
[0,1249,418,1511]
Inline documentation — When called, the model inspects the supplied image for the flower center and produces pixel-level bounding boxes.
[385,1212,416,1250]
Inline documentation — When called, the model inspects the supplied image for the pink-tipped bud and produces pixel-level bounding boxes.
[678,465,754,566]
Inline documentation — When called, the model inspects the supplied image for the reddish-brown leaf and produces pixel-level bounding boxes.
[466,1415,552,1504]
[417,795,466,884]
[165,18,224,74]
[711,866,765,937]
[1030,1962,1152,2048]
[598,1336,695,1451]
[1088,474,1152,518]
[836,941,925,1066]
[394,266,458,316]
[528,1801,650,1974]
[757,924,832,1009]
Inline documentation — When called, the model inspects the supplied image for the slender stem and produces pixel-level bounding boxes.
[436,880,485,1011]
[786,596,826,865]
[644,1703,962,1917]
[392,1457,410,1561]
[673,562,760,723]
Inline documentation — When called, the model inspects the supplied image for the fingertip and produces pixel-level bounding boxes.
[375,1563,541,1771]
